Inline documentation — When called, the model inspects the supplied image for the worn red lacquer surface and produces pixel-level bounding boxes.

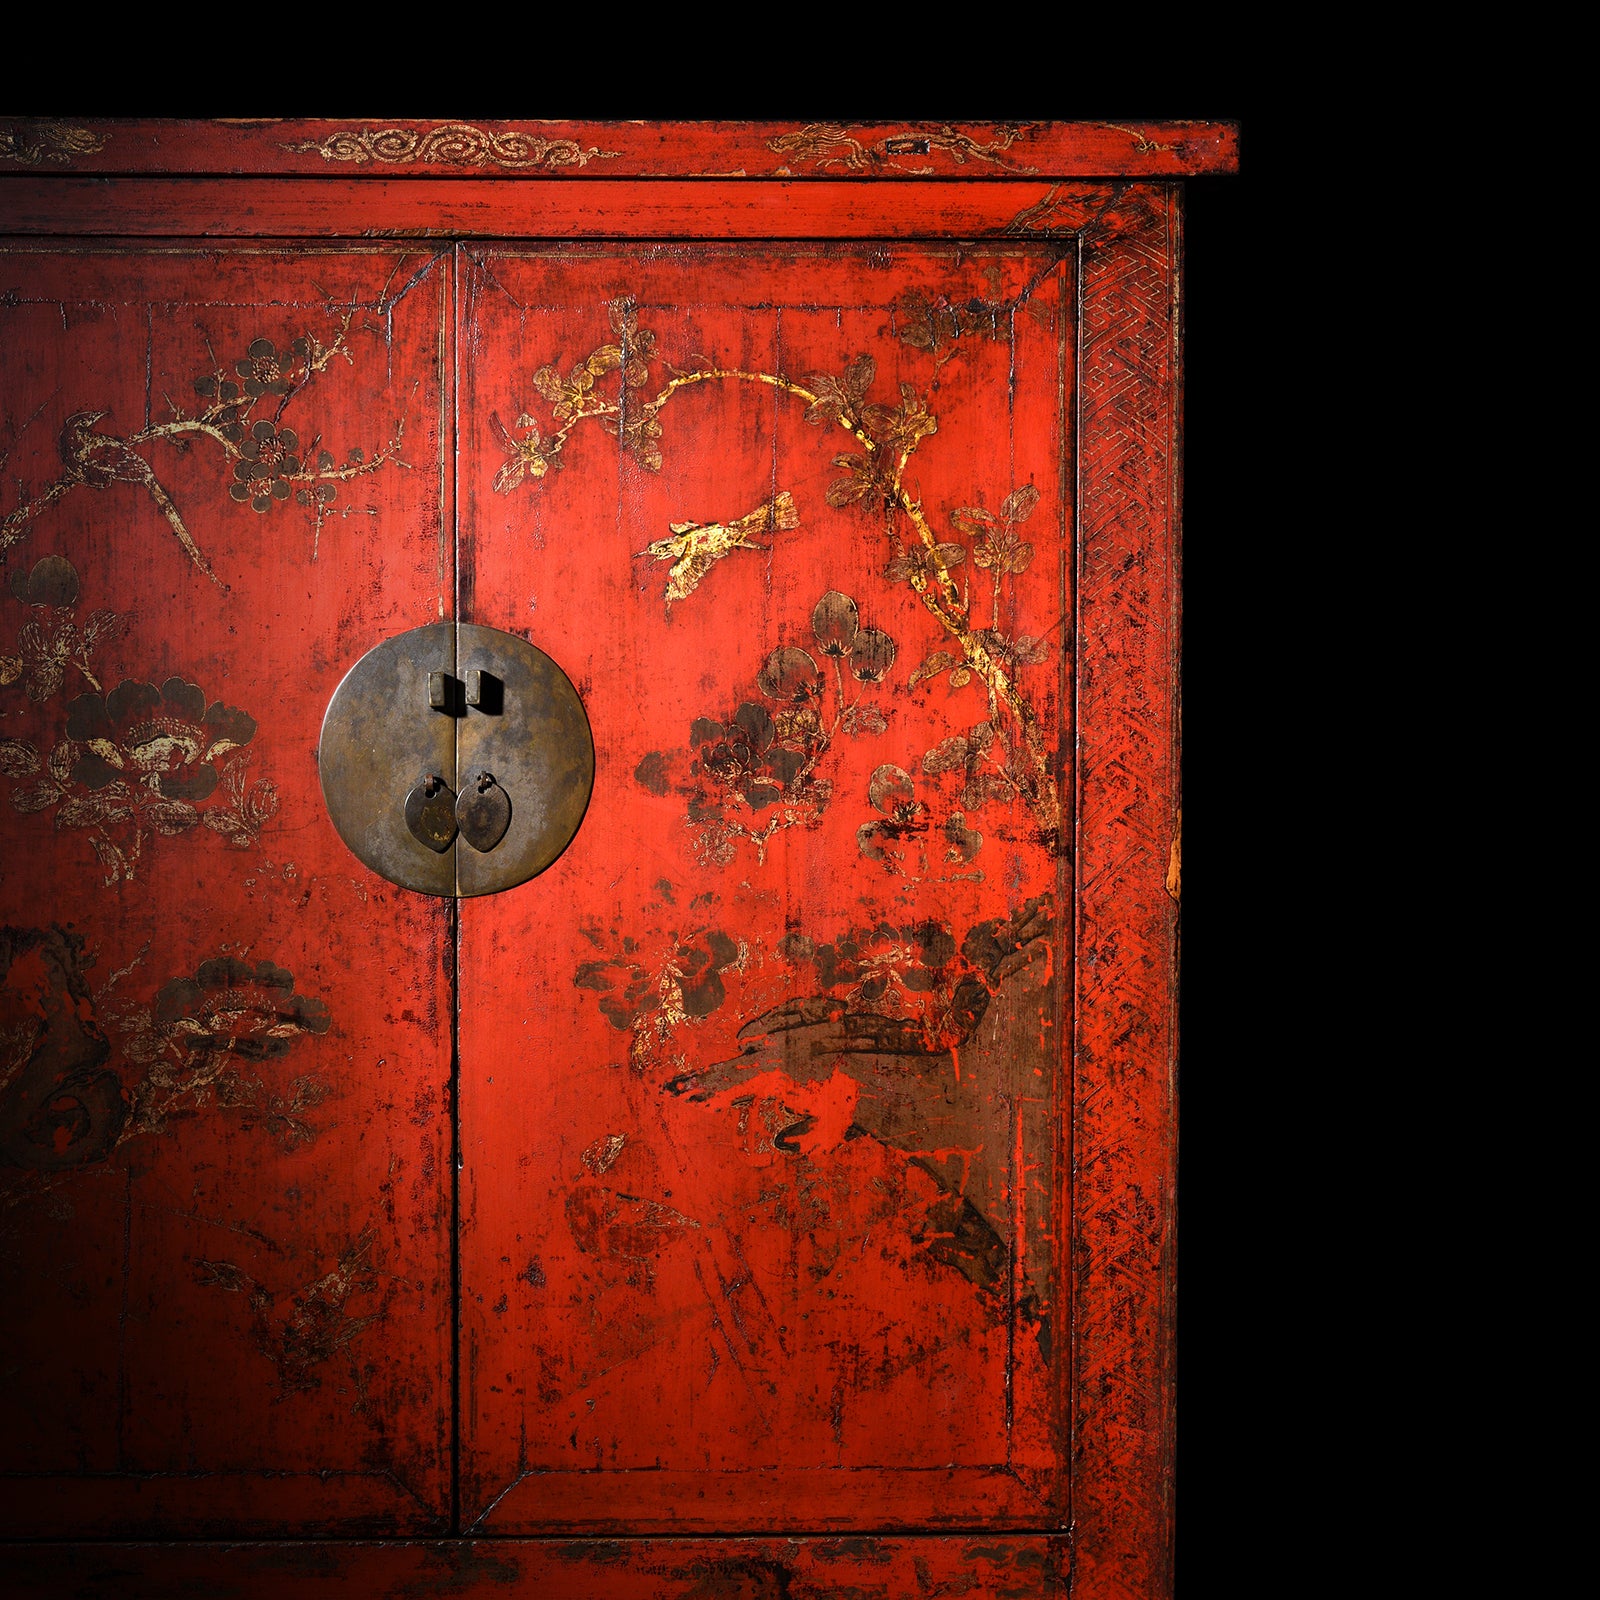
[456,242,1072,1532]
[0,245,456,1533]
[0,116,1235,177]
[8,1534,1072,1598]
[0,128,1191,1597]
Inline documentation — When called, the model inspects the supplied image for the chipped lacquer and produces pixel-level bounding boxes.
[0,120,1199,1599]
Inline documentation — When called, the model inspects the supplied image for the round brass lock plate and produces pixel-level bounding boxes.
[319,623,594,897]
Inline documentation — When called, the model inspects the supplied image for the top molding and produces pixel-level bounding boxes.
[0,118,1238,179]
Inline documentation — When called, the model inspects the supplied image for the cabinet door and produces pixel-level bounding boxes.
[0,244,454,1534]
[456,243,1073,1535]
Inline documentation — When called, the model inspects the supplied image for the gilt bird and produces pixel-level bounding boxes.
[58,410,144,486]
[641,490,799,605]
[51,411,220,585]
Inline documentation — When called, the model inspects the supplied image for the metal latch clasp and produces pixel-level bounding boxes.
[320,622,594,899]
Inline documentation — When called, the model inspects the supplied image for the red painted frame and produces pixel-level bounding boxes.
[0,118,1207,1598]
[1,117,1235,178]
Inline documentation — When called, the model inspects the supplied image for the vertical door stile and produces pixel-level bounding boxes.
[448,239,464,1535]
[1066,232,1085,1519]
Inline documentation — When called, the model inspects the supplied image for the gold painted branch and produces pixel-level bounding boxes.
[646,365,1060,841]
[498,305,1062,844]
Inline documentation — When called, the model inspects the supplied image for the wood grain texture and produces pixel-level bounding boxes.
[0,117,1237,178]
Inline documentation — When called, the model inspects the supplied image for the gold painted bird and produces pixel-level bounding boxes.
[488,410,550,493]
[642,490,799,605]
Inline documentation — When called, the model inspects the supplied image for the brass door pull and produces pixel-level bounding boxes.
[320,623,593,897]
[404,773,458,852]
[456,772,511,853]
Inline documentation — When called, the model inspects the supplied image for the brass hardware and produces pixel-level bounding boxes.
[319,623,593,897]
[319,622,456,897]
[456,771,511,853]
[463,668,504,713]
[405,773,458,852]
[454,623,592,898]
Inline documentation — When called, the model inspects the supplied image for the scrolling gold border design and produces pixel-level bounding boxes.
[767,121,1039,174]
[283,123,618,171]
[0,123,108,167]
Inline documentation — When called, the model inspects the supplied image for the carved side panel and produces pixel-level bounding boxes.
[1071,187,1182,1597]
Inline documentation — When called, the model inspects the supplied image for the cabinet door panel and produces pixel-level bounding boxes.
[0,245,454,1533]
[456,243,1073,1531]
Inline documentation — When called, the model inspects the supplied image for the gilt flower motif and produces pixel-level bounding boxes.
[233,337,308,399]
[147,958,330,1066]
[230,421,302,512]
[65,677,255,804]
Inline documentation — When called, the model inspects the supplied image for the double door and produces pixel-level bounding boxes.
[1,214,1170,1594]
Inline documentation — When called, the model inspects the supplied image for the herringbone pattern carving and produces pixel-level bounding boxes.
[1026,185,1181,1598]
[1075,186,1179,1600]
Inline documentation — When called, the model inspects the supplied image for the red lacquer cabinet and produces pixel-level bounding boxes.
[0,119,1233,1598]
